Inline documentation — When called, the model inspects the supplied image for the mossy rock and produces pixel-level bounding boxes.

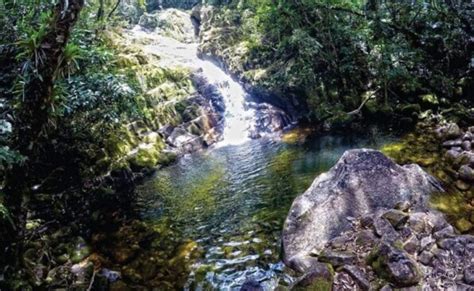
[291,263,334,291]
[105,139,132,159]
[455,217,473,233]
[129,147,160,168]
[157,150,178,166]
[116,54,140,68]
[368,243,421,287]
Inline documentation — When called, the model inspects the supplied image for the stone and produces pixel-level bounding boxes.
[457,283,474,291]
[369,242,422,287]
[462,141,472,151]
[435,123,462,140]
[419,236,435,251]
[459,165,474,181]
[407,213,428,234]
[426,213,450,233]
[455,218,473,233]
[432,225,455,240]
[342,265,370,290]
[240,279,264,291]
[318,251,356,268]
[287,256,327,274]
[403,236,419,254]
[101,268,121,283]
[464,264,474,285]
[399,227,413,240]
[355,230,377,246]
[71,261,94,285]
[452,147,463,152]
[283,150,442,263]
[360,215,374,228]
[327,235,351,250]
[374,216,400,242]
[395,201,411,212]
[442,139,463,148]
[382,209,409,229]
[418,250,433,265]
[456,179,471,191]
[291,264,334,291]
[463,132,473,141]
[445,149,461,163]
[436,237,463,250]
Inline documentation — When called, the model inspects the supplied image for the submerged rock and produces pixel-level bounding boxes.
[282,149,442,263]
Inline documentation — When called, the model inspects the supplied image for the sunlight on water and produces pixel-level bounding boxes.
[129,25,254,146]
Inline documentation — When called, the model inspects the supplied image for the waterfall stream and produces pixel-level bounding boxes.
[129,25,254,145]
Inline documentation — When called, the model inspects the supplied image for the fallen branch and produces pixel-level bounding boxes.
[87,269,98,291]
[347,88,380,116]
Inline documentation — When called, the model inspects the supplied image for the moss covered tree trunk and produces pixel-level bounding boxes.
[1,0,84,279]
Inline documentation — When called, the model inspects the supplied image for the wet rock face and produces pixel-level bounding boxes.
[157,71,225,154]
[282,149,443,262]
[248,102,293,137]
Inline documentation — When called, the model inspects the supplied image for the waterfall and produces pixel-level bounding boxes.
[130,24,254,146]
[196,59,254,146]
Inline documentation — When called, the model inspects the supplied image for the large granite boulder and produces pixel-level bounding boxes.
[282,149,443,264]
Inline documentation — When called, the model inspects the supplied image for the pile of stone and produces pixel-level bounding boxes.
[282,149,473,290]
[289,205,474,290]
[437,122,474,190]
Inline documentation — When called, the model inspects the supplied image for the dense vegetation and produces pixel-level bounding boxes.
[198,0,472,127]
[0,0,472,289]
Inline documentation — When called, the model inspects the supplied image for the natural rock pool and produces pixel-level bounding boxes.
[133,132,395,289]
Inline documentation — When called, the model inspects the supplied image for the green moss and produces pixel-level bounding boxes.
[130,147,160,168]
[455,217,473,233]
[304,278,333,291]
[157,151,177,166]
[419,94,439,105]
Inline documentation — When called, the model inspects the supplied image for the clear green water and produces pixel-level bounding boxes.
[135,132,393,290]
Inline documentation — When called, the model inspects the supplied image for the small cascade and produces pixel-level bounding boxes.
[196,59,255,146]
[130,23,255,146]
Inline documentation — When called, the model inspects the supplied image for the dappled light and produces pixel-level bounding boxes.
[0,0,472,290]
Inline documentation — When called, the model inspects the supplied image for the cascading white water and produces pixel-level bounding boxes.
[129,25,254,146]
[196,59,255,146]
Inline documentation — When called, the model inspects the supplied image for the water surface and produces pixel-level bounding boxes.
[135,132,393,290]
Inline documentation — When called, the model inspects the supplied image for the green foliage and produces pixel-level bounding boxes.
[204,0,472,123]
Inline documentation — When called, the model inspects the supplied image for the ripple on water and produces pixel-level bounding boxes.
[135,134,395,289]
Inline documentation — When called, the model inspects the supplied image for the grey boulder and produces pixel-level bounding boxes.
[282,149,443,264]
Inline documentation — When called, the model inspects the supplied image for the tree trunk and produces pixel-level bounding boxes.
[107,0,122,20]
[97,0,105,21]
[1,0,84,280]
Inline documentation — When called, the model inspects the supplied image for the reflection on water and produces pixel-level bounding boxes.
[135,133,394,290]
